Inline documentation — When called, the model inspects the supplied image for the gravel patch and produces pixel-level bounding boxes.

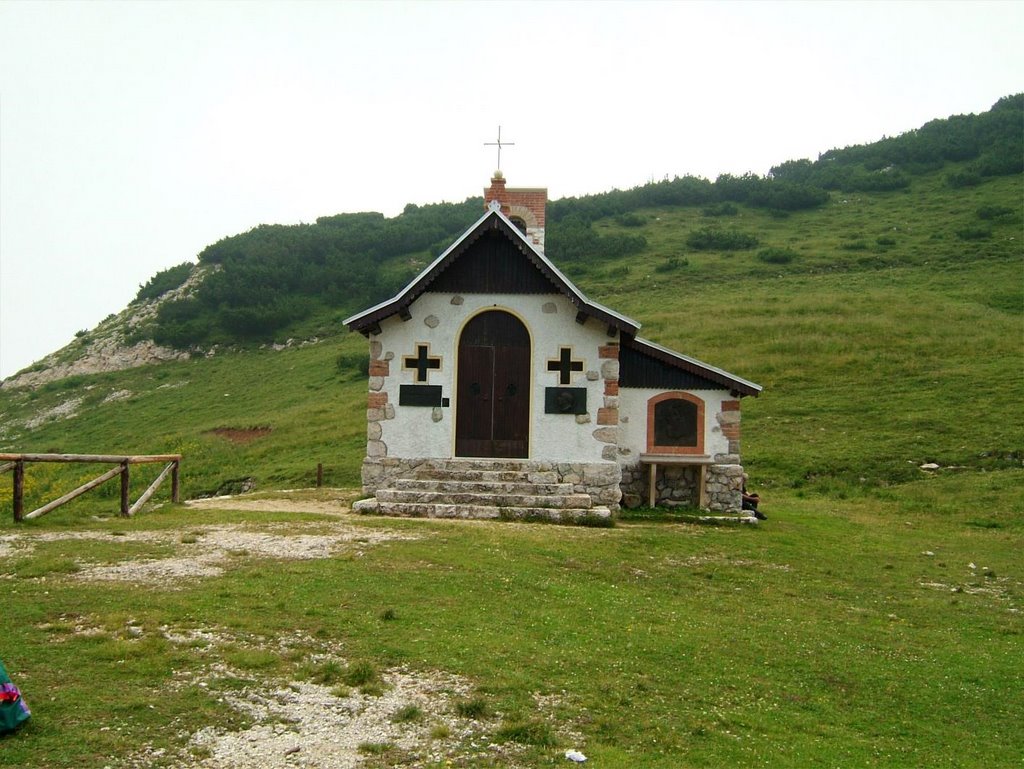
[3,523,419,587]
[188,668,482,769]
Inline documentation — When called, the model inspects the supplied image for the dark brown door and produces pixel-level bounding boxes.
[456,311,530,458]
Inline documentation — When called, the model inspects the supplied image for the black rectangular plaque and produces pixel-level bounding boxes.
[544,387,587,415]
[399,384,443,407]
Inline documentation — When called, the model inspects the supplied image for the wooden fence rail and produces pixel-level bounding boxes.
[0,453,182,523]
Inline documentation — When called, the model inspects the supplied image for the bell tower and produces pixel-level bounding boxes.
[483,171,547,251]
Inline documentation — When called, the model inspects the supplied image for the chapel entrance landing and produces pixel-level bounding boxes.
[455,310,530,458]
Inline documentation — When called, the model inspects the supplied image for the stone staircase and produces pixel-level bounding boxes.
[352,459,613,524]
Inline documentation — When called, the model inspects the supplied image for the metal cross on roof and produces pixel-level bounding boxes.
[484,126,515,172]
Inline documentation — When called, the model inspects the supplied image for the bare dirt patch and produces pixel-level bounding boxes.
[206,427,273,444]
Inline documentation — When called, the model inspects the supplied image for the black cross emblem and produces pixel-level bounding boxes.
[403,344,442,383]
[547,347,584,385]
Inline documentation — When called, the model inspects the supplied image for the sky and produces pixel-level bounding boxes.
[1,0,1021,380]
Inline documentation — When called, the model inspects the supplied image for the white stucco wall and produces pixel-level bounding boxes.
[617,387,734,460]
[371,291,618,463]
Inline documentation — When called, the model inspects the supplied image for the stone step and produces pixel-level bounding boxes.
[412,468,559,484]
[392,478,575,496]
[373,501,612,524]
[376,489,592,509]
[419,459,539,473]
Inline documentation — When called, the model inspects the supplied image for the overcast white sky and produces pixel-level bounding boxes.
[1,0,1021,379]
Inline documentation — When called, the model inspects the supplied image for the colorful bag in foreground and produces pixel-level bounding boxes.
[0,659,31,735]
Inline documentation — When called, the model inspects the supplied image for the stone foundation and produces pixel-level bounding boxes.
[362,457,623,512]
[618,453,744,513]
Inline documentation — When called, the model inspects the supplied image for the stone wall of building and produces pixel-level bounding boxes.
[706,454,744,513]
[618,454,744,513]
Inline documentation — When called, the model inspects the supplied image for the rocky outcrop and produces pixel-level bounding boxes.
[1,266,212,390]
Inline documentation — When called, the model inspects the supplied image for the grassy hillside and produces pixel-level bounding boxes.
[0,139,1020,767]
[1,164,1018,508]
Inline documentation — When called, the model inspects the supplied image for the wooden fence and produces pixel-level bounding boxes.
[0,453,181,522]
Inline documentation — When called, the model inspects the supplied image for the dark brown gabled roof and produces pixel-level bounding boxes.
[619,335,762,397]
[344,203,640,336]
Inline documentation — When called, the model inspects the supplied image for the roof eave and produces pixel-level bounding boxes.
[628,335,763,397]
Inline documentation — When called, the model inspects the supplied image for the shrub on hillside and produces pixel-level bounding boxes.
[955,225,992,241]
[686,227,759,251]
[654,256,689,272]
[976,205,1014,220]
[135,262,193,303]
[615,212,646,227]
[756,247,796,264]
[546,216,646,262]
[946,170,982,189]
[702,202,738,217]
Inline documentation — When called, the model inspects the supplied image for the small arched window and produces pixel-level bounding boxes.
[646,392,705,455]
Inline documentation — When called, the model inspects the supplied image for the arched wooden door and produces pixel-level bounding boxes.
[456,310,530,458]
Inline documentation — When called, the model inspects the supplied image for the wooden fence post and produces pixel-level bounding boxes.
[171,460,180,503]
[120,461,130,517]
[13,460,24,523]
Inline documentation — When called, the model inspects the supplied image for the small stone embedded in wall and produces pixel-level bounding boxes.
[542,302,557,314]
[384,351,394,361]
[367,422,382,440]
[450,295,464,305]
[600,360,619,380]
[431,406,443,422]
[370,341,383,360]
[384,404,395,419]
[424,315,440,328]
[602,445,618,461]
[367,407,385,423]
[604,396,619,409]
[369,376,384,392]
[586,370,600,381]
[575,413,591,424]
[592,426,619,444]
[367,440,387,458]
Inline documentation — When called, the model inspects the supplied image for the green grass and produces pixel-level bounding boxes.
[0,165,1020,767]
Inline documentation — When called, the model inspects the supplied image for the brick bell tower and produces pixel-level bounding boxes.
[483,171,547,252]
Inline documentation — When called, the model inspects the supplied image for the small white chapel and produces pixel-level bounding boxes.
[346,174,761,523]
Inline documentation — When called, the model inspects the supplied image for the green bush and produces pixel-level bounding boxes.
[946,170,982,189]
[701,202,738,217]
[686,227,759,251]
[976,205,1014,220]
[337,353,369,378]
[955,225,992,241]
[757,247,797,264]
[654,256,689,273]
[135,262,193,302]
[615,212,645,227]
